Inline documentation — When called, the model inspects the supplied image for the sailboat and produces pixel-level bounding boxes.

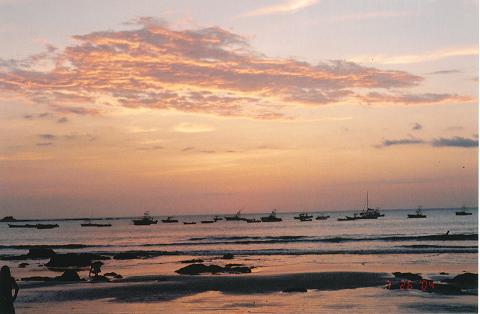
[357,192,384,219]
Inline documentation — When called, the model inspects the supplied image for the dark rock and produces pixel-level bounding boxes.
[175,263,224,275]
[180,259,204,264]
[392,272,422,281]
[46,253,109,268]
[18,263,29,268]
[225,266,251,274]
[443,273,477,289]
[55,270,82,281]
[222,253,234,260]
[283,287,307,293]
[104,272,123,279]
[175,263,251,275]
[225,263,244,268]
[21,276,53,281]
[27,248,56,259]
[91,275,110,282]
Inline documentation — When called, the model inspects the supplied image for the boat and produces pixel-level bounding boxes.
[35,224,59,229]
[294,212,313,220]
[456,206,473,216]
[225,210,245,221]
[260,210,282,222]
[201,220,215,224]
[133,212,158,225]
[183,222,197,225]
[81,219,112,227]
[299,217,312,222]
[408,207,427,218]
[245,218,261,223]
[357,192,384,219]
[213,216,223,221]
[81,222,112,227]
[315,215,330,220]
[337,215,357,221]
[8,224,37,228]
[161,216,179,223]
[9,223,59,229]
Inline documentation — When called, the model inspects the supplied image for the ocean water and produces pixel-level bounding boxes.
[1,207,477,278]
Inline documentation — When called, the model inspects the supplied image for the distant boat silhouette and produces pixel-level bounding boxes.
[315,215,330,220]
[133,212,158,225]
[294,212,313,220]
[183,221,197,225]
[456,206,473,216]
[261,210,282,222]
[9,223,59,229]
[225,211,245,221]
[81,219,112,227]
[161,216,179,223]
[408,207,427,218]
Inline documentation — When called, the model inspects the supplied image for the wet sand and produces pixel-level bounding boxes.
[15,271,477,313]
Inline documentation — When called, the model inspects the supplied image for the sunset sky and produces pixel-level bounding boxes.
[0,0,478,218]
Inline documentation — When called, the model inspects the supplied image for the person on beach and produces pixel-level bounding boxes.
[0,265,19,314]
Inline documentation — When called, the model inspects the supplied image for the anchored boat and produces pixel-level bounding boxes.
[133,212,158,225]
[261,210,282,222]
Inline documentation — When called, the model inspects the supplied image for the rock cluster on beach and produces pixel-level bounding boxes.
[175,263,252,275]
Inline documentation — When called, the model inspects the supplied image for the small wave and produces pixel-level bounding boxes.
[0,244,94,250]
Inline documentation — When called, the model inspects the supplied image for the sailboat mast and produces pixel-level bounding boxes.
[367,191,369,209]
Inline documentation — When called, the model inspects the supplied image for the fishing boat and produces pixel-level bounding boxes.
[260,210,282,222]
[299,217,312,222]
[36,224,59,229]
[224,210,245,221]
[133,212,158,225]
[8,224,37,228]
[161,216,179,223]
[294,212,313,220]
[81,219,112,227]
[456,206,473,216]
[337,215,357,221]
[245,218,261,223]
[183,222,197,225]
[408,207,427,218]
[315,215,330,220]
[213,216,223,221]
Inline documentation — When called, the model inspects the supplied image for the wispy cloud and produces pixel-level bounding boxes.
[380,138,425,147]
[378,136,478,148]
[0,18,466,120]
[432,136,478,148]
[351,46,478,65]
[359,92,471,106]
[426,69,461,75]
[173,122,215,133]
[243,0,319,17]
